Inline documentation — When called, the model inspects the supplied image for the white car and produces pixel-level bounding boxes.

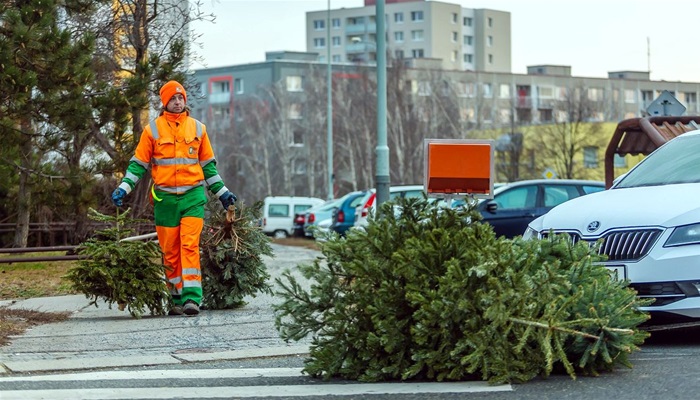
[353,185,425,228]
[524,129,700,322]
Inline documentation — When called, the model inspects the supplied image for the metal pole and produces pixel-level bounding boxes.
[326,0,334,200]
[375,0,390,209]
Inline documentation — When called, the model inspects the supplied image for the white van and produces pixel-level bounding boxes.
[262,196,325,238]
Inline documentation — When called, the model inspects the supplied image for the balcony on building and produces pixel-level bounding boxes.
[208,92,231,104]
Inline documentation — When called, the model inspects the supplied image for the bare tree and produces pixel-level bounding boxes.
[528,86,608,180]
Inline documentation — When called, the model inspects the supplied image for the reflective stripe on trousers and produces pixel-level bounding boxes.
[156,217,203,305]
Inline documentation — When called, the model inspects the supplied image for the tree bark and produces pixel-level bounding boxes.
[14,119,33,248]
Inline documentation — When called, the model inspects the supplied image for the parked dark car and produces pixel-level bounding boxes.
[330,190,367,236]
[471,179,605,239]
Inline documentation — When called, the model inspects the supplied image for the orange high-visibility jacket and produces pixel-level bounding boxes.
[119,111,228,198]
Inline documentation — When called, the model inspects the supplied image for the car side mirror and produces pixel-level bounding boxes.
[486,200,498,214]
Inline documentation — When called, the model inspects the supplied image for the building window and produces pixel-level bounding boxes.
[411,29,424,41]
[234,78,243,94]
[411,11,423,21]
[288,103,302,119]
[487,35,493,46]
[488,54,493,64]
[588,87,602,101]
[539,86,554,98]
[452,13,458,23]
[463,53,473,63]
[332,36,341,46]
[418,81,432,96]
[332,54,341,62]
[685,92,697,104]
[395,49,404,59]
[234,104,242,121]
[483,83,492,97]
[451,51,457,62]
[332,18,340,28]
[463,17,472,26]
[488,17,493,27]
[394,12,403,23]
[293,130,304,145]
[539,108,553,122]
[394,31,404,42]
[499,84,509,98]
[349,16,364,25]
[412,49,424,58]
[625,89,636,103]
[313,38,325,48]
[212,80,229,93]
[613,154,627,168]
[313,20,325,30]
[286,76,302,92]
[452,31,458,42]
[583,147,598,168]
[292,159,306,174]
[464,35,473,45]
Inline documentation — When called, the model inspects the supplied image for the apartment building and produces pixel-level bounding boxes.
[305,0,511,73]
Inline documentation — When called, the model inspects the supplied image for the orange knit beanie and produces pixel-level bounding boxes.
[159,80,187,106]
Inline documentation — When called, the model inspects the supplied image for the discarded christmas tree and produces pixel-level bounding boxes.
[65,208,169,318]
[199,200,273,309]
[274,196,651,384]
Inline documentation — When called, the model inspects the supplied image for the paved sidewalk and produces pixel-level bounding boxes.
[0,244,321,375]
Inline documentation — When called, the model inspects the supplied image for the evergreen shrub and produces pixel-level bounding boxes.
[274,196,651,383]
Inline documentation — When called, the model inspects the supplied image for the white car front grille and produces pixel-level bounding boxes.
[543,229,663,261]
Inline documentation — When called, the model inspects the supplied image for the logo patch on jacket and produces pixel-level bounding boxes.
[189,146,195,155]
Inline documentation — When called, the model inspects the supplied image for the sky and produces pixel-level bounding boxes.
[190,0,700,82]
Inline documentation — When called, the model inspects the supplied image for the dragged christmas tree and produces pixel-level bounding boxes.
[65,208,169,318]
[274,196,651,383]
[199,200,273,309]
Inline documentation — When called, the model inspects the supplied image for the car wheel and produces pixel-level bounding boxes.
[273,230,288,239]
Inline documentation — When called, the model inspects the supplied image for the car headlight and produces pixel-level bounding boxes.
[522,226,538,241]
[666,223,700,247]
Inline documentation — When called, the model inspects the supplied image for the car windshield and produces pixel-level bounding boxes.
[615,132,700,188]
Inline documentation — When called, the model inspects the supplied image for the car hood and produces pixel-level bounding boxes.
[534,184,700,235]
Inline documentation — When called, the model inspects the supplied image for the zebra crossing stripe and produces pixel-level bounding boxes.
[1,381,512,400]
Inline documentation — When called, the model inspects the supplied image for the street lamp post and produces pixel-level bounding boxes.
[326,0,334,200]
[375,0,390,208]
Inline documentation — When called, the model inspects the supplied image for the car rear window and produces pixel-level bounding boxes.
[582,185,604,194]
[543,185,578,207]
[269,204,289,217]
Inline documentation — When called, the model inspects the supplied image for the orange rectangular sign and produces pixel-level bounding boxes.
[424,140,494,197]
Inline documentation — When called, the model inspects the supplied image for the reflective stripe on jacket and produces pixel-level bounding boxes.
[135,113,215,194]
[118,111,228,198]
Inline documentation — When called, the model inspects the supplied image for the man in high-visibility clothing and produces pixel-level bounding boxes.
[111,80,237,316]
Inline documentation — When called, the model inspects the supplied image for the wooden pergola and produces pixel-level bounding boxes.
[605,116,700,188]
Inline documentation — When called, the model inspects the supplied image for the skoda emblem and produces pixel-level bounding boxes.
[587,221,600,233]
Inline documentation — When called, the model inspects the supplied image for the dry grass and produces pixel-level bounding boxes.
[0,257,79,300]
[0,254,79,347]
[273,237,321,251]
[0,308,70,346]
